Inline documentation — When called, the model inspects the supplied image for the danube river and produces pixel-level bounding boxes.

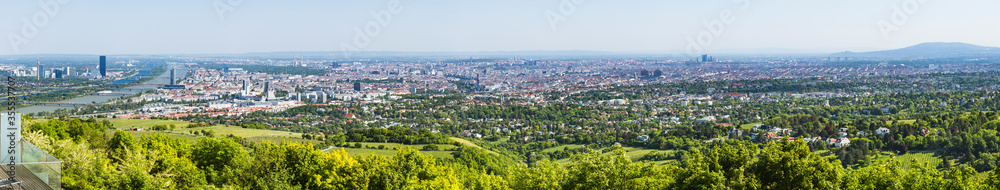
[19,63,188,114]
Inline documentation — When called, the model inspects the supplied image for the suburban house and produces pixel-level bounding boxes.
[695,116,717,123]
[875,127,891,136]
[827,138,839,146]
[836,137,851,147]
[728,127,742,137]
[804,137,823,143]
[637,135,650,141]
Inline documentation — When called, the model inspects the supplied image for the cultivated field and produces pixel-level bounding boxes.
[325,142,459,159]
[451,137,499,155]
[874,151,943,170]
[105,119,310,143]
[553,146,677,166]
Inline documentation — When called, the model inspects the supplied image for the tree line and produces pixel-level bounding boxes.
[25,116,1000,189]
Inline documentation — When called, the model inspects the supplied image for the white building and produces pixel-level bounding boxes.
[208,101,236,108]
[836,137,851,147]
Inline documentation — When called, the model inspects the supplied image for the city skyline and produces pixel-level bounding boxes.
[5,1,1000,189]
[2,0,999,55]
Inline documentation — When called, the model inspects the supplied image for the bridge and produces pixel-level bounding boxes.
[91,92,135,96]
[24,102,102,106]
[117,88,156,92]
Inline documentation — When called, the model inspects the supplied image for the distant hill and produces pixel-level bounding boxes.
[832,42,1000,59]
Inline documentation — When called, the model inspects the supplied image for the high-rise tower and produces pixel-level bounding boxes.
[170,68,176,85]
[65,67,75,77]
[37,64,43,79]
[261,81,272,101]
[99,56,107,77]
[263,81,270,94]
[242,79,249,92]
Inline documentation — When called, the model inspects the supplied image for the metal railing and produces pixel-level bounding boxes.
[14,139,61,190]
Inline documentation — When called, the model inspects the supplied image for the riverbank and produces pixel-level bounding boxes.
[19,63,186,114]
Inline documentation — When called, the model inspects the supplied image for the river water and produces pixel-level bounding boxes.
[19,63,188,114]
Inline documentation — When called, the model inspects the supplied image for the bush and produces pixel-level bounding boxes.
[423,144,440,151]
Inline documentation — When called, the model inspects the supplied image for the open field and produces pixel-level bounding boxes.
[107,119,192,129]
[895,152,942,168]
[621,146,664,161]
[541,144,586,153]
[121,130,201,142]
[104,119,309,143]
[27,118,49,125]
[887,120,917,125]
[741,122,762,130]
[553,146,677,166]
[246,136,321,145]
[554,157,574,165]
[872,151,942,170]
[343,142,458,150]
[325,142,457,159]
[451,137,499,155]
[173,125,302,139]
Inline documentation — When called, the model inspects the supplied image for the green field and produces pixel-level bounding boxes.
[541,144,586,153]
[553,146,676,166]
[28,118,49,125]
[105,119,309,144]
[121,130,202,142]
[341,142,458,150]
[108,119,193,129]
[173,125,302,139]
[621,146,663,160]
[246,136,321,145]
[325,142,458,159]
[873,151,942,170]
[451,137,499,155]
[887,120,917,125]
[336,148,456,159]
[741,122,762,130]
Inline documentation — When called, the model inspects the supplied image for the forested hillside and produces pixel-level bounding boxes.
[23,116,1000,189]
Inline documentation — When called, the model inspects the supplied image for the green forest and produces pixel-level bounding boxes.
[22,116,1000,190]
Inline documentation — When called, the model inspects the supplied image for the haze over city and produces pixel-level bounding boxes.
[3,0,1000,55]
[4,1,1000,189]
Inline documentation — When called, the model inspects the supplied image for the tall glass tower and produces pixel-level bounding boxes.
[99,55,107,77]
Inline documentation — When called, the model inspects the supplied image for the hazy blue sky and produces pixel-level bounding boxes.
[1,0,998,55]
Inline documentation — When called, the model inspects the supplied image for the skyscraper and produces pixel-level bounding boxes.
[261,81,271,101]
[99,56,107,77]
[263,81,270,94]
[37,64,44,79]
[242,79,249,92]
[701,54,709,62]
[353,82,362,91]
[54,69,62,79]
[65,67,75,77]
[170,68,176,85]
